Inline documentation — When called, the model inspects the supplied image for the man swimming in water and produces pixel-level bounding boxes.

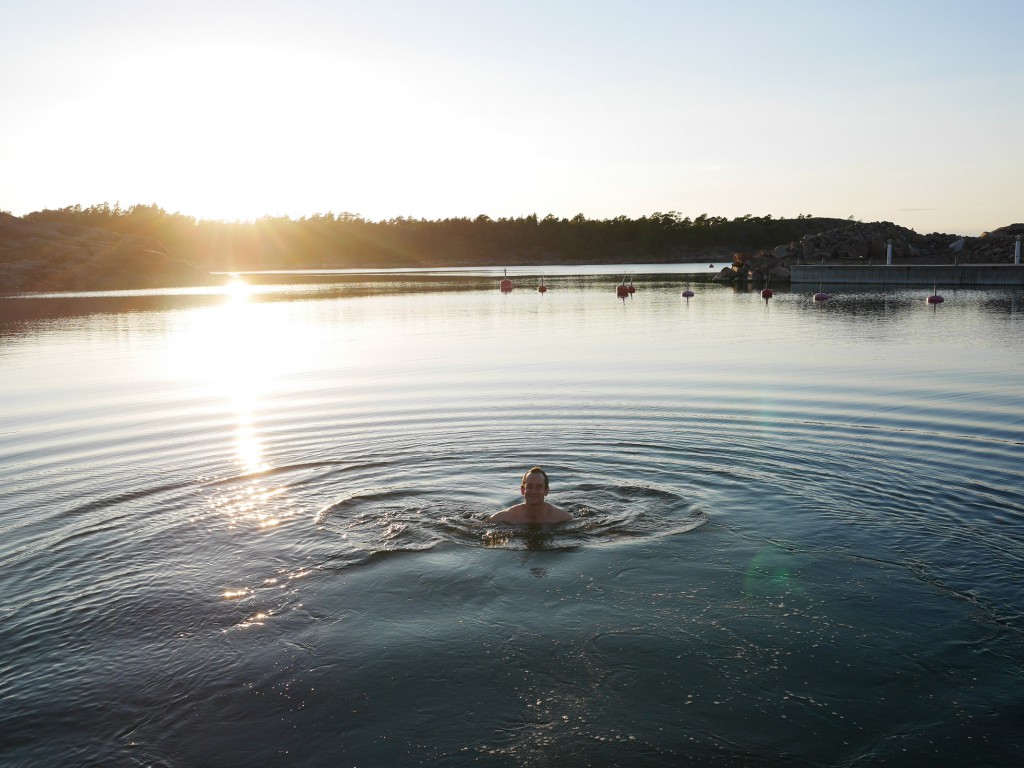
[486,467,573,524]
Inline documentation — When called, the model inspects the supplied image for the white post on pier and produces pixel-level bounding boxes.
[1016,235,1021,265]
[886,239,893,266]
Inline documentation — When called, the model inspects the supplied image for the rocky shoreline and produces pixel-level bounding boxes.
[714,221,1024,285]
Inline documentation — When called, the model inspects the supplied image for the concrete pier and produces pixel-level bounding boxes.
[790,264,1024,286]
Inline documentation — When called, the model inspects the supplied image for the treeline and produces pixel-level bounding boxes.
[23,203,850,271]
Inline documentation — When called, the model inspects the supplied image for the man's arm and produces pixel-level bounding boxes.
[485,505,519,524]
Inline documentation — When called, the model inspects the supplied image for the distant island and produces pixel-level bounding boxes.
[1,203,1020,293]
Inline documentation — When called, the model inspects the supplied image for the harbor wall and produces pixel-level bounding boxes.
[790,264,1024,286]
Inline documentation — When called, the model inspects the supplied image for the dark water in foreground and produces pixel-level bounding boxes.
[2,271,1023,766]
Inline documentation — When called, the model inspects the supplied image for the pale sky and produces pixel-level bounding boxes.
[2,0,1021,235]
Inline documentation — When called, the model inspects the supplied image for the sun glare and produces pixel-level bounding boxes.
[233,390,269,476]
[224,276,251,301]
[158,289,322,533]
[83,35,533,223]
[160,283,318,482]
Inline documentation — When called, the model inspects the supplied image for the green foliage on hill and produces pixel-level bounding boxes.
[22,203,849,271]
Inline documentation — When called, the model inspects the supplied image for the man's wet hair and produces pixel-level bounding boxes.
[522,466,549,490]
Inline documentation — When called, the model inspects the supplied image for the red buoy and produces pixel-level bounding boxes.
[926,285,944,304]
[616,275,631,298]
[500,268,512,292]
[813,291,830,302]
[761,288,773,299]
[681,289,694,298]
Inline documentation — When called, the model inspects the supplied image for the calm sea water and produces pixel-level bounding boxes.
[2,268,1023,767]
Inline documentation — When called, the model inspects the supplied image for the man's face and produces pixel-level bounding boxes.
[521,473,548,505]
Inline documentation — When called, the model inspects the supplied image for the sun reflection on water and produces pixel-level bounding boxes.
[161,277,315,531]
[234,391,269,476]
[224,275,251,302]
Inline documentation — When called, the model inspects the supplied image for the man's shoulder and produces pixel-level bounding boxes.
[544,504,573,522]
[486,503,572,525]
[486,504,525,523]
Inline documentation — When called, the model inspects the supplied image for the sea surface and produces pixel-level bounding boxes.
[2,267,1023,767]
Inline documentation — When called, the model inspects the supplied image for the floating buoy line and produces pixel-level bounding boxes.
[499,273,956,308]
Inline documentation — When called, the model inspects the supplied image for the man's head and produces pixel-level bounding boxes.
[520,467,550,507]
[521,466,549,490]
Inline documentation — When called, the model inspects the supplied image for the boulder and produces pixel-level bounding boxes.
[984,223,1024,237]
[779,221,966,266]
[837,241,870,260]
[713,267,739,282]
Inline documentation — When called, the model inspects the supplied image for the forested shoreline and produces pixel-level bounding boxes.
[17,203,850,271]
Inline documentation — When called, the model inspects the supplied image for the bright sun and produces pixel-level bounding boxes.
[78,36,536,223]
[87,41,381,221]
